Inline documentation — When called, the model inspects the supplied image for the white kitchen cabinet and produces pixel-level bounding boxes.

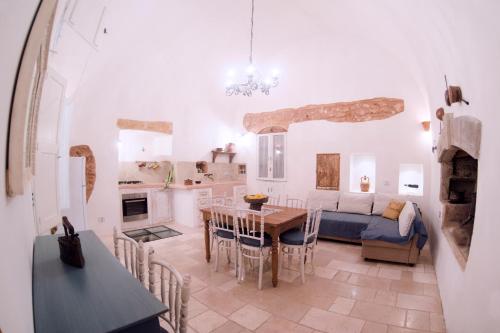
[233,185,247,204]
[151,189,173,224]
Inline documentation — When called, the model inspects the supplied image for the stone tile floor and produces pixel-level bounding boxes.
[102,224,446,333]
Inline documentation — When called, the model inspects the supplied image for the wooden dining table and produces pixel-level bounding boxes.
[200,205,307,287]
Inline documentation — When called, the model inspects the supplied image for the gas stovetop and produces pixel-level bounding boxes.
[118,180,144,185]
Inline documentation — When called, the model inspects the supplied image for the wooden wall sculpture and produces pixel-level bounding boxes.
[243,97,404,133]
[316,154,340,190]
[69,145,96,202]
[116,119,173,134]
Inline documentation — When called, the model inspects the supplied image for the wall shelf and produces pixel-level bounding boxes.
[211,150,236,163]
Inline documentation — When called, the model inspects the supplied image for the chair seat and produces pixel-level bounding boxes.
[280,229,315,246]
[215,229,235,239]
[240,233,272,247]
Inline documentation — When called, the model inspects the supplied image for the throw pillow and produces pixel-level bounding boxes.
[307,190,340,211]
[337,192,374,215]
[372,193,408,215]
[382,200,405,220]
[399,201,416,236]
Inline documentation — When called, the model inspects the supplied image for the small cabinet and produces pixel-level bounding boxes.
[258,133,286,181]
[151,189,173,224]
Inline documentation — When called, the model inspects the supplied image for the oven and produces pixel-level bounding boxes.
[122,192,148,222]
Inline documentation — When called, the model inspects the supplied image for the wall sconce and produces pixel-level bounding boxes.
[421,121,431,131]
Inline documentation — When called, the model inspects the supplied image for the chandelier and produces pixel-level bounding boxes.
[225,0,279,97]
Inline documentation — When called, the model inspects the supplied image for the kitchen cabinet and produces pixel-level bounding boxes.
[151,189,173,224]
[68,0,107,48]
[256,181,287,201]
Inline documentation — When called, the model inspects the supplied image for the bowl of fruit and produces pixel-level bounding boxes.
[244,194,269,211]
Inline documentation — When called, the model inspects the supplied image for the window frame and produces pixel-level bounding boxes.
[257,133,287,181]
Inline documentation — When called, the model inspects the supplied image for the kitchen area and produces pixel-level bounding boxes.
[117,120,246,238]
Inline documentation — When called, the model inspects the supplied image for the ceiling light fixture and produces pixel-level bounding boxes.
[225,0,279,97]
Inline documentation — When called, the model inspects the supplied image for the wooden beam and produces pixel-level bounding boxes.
[243,97,404,133]
[116,119,173,134]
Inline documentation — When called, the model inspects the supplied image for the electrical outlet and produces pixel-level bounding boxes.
[98,217,105,223]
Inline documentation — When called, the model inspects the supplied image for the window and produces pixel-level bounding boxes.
[349,154,376,193]
[399,164,424,196]
[257,133,286,180]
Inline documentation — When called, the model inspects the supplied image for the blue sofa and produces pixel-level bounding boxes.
[318,203,428,264]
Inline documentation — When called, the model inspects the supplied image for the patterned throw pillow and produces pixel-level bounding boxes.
[382,200,406,220]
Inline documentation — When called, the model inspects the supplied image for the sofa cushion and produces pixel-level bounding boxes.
[307,190,339,211]
[337,192,374,215]
[398,201,416,236]
[372,193,408,215]
[361,216,411,244]
[382,200,405,220]
[319,211,372,239]
[361,203,428,249]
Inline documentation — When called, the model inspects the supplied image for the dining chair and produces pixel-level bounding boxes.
[234,208,272,290]
[285,196,305,209]
[267,195,280,206]
[279,207,323,283]
[211,203,238,276]
[148,248,191,333]
[113,227,145,284]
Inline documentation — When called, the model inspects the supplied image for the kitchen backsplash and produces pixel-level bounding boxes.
[173,161,245,183]
[118,161,172,183]
[119,161,246,184]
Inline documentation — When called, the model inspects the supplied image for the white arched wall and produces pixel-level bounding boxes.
[46,1,500,332]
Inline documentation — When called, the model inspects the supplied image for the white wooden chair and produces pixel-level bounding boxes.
[279,207,323,283]
[285,196,305,209]
[235,208,272,290]
[148,248,191,333]
[211,204,238,276]
[113,227,145,284]
[267,195,280,206]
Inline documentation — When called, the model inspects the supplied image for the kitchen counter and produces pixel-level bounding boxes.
[118,180,245,190]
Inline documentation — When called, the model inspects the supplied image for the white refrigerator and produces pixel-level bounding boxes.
[61,156,88,231]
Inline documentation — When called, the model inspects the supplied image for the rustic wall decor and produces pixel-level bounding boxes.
[116,119,173,134]
[6,0,58,196]
[444,75,469,106]
[69,145,96,202]
[316,154,340,190]
[243,97,404,133]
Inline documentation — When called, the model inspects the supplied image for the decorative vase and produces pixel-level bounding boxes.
[360,176,370,192]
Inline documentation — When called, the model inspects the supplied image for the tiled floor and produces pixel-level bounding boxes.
[103,224,446,333]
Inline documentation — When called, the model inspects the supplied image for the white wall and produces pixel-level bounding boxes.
[43,1,500,332]
[0,1,41,332]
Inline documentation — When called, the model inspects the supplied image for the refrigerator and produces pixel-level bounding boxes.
[61,156,88,231]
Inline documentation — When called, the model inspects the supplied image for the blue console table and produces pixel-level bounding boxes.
[33,230,167,333]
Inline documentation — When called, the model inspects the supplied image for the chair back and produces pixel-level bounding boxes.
[234,208,267,247]
[286,197,305,209]
[267,195,280,206]
[302,207,323,245]
[148,248,191,333]
[210,204,235,235]
[113,227,145,284]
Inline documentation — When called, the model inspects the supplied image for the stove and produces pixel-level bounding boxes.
[118,180,144,185]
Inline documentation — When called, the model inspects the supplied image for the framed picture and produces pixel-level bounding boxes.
[6,0,58,196]
[316,153,340,190]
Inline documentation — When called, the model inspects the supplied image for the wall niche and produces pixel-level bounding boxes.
[437,113,481,269]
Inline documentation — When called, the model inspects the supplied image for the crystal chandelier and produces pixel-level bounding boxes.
[225,0,279,97]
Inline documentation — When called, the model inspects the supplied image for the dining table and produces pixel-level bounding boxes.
[200,205,308,287]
